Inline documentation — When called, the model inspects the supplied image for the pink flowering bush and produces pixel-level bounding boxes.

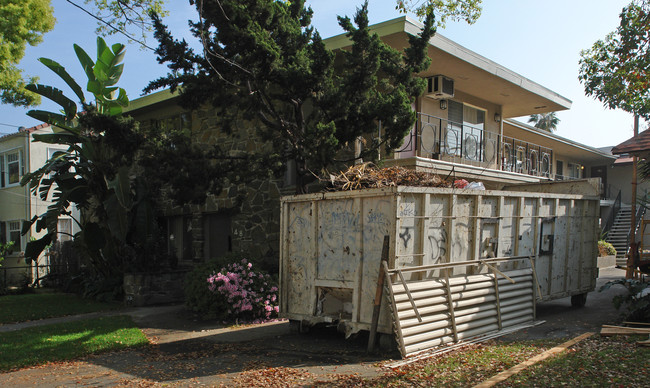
[207,259,279,322]
[185,255,278,322]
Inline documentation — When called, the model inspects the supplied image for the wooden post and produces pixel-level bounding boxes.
[628,115,639,279]
[368,235,390,352]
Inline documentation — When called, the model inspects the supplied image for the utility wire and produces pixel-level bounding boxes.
[65,0,156,51]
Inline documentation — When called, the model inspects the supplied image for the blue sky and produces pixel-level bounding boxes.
[0,0,641,148]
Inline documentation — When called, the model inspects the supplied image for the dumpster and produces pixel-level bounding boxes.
[279,183,600,357]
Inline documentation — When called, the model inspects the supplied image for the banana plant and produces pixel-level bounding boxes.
[21,37,154,278]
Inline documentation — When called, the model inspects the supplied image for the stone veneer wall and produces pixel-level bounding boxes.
[141,103,296,271]
[124,270,188,306]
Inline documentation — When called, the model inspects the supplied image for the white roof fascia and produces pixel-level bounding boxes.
[402,17,573,110]
[505,119,616,160]
[325,16,572,111]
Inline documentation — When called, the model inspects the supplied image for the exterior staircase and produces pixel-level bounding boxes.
[605,204,631,262]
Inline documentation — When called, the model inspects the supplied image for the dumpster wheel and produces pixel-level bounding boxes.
[570,293,587,308]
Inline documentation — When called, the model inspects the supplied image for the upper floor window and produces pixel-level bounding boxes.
[0,150,23,187]
[0,220,23,251]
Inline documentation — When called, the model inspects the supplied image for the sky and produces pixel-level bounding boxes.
[0,0,643,149]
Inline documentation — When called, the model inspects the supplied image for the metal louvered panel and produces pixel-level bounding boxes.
[387,268,535,358]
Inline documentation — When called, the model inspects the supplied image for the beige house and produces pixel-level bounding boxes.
[0,124,78,287]
[122,16,620,264]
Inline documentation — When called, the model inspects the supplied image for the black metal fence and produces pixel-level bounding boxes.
[396,112,554,178]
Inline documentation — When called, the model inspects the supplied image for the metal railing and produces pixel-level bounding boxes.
[630,205,647,248]
[602,190,622,236]
[396,113,553,178]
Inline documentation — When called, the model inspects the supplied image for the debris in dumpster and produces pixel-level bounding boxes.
[453,179,469,188]
[325,163,451,191]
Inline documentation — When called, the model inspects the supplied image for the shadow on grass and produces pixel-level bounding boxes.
[85,323,391,383]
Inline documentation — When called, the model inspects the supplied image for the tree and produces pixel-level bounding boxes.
[579,0,650,119]
[21,37,147,279]
[0,0,55,106]
[65,0,167,49]
[22,36,271,282]
[147,0,435,194]
[527,112,559,132]
[395,0,482,26]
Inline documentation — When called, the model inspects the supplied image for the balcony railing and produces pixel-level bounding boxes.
[395,113,554,178]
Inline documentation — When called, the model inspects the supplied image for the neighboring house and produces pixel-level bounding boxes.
[0,124,79,287]
[123,16,617,265]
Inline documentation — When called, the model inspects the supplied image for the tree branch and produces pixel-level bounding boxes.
[65,0,156,51]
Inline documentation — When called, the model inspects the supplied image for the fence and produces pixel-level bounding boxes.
[395,113,554,178]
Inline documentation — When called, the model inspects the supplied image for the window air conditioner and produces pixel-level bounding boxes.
[426,75,454,99]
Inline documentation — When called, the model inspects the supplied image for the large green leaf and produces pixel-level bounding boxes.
[110,43,126,66]
[26,110,76,132]
[74,44,96,83]
[25,84,77,120]
[106,63,124,86]
[104,194,129,242]
[106,166,134,209]
[37,58,86,104]
[33,132,80,145]
[24,234,52,262]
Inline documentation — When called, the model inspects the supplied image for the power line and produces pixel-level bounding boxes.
[0,122,23,129]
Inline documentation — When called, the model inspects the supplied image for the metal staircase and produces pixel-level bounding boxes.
[605,204,632,259]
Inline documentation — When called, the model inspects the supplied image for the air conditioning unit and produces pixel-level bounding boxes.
[426,75,454,99]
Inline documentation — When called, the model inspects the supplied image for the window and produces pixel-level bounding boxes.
[567,163,583,179]
[2,220,22,251]
[57,218,73,242]
[446,101,486,161]
[0,150,23,187]
[167,215,193,262]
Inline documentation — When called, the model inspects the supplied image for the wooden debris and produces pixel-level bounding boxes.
[600,325,650,336]
[638,339,650,347]
[622,321,650,326]
[325,163,452,191]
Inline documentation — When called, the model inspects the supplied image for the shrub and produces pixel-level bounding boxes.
[598,240,616,257]
[601,279,650,322]
[185,254,278,322]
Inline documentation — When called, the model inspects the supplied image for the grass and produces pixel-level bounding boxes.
[315,336,649,387]
[502,335,650,387]
[0,315,149,371]
[0,292,122,324]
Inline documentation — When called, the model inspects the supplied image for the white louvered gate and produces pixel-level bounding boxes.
[384,259,537,358]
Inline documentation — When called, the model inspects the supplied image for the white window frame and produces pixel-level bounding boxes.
[7,220,22,251]
[1,148,23,188]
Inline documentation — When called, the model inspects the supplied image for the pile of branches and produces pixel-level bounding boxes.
[324,163,451,191]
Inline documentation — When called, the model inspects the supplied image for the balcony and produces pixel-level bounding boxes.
[390,113,554,182]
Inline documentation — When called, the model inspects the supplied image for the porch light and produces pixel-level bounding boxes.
[494,113,501,122]
[440,99,448,110]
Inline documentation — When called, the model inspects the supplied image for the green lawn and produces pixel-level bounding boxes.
[0,315,149,371]
[502,335,649,387]
[315,336,649,387]
[0,292,122,324]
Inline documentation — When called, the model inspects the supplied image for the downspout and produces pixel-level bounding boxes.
[23,130,32,279]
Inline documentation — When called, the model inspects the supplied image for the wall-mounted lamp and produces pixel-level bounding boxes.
[440,99,448,110]
[494,113,502,123]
